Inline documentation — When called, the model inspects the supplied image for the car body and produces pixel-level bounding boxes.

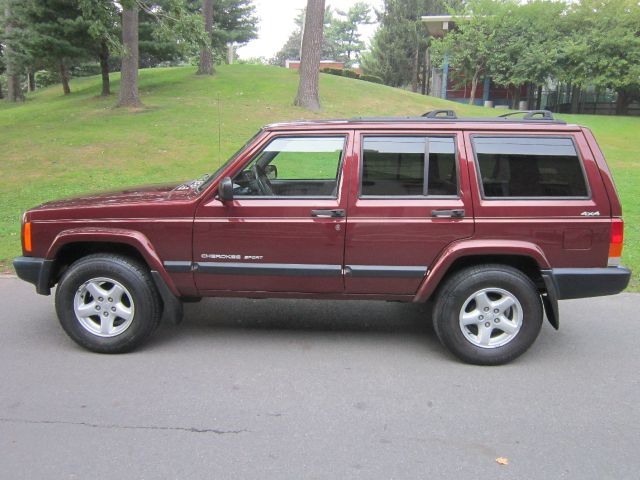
[13,110,631,364]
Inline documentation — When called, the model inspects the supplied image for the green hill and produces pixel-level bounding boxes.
[0,65,638,289]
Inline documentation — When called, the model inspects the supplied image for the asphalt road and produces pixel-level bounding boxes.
[1,278,639,480]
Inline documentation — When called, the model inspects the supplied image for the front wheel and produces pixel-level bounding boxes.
[432,265,543,365]
[55,254,161,353]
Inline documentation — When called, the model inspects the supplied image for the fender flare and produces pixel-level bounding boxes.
[413,239,551,303]
[46,227,181,297]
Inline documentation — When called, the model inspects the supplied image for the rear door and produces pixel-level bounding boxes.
[193,130,353,294]
[344,130,474,295]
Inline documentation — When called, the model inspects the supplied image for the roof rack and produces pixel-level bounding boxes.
[422,109,458,119]
[268,110,567,128]
[497,110,556,120]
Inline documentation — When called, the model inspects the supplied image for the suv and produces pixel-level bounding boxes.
[13,110,631,364]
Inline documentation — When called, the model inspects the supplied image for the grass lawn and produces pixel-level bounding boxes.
[0,64,638,290]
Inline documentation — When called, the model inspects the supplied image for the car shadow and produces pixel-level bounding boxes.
[149,298,440,350]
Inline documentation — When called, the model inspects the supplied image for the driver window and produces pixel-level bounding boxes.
[232,136,345,197]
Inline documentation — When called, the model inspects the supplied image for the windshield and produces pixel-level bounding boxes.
[196,129,264,193]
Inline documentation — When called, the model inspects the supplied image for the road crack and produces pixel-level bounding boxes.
[0,417,247,435]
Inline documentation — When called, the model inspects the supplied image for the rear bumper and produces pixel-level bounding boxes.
[543,267,631,300]
[13,256,54,295]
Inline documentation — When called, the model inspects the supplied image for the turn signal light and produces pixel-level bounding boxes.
[608,219,624,265]
[23,221,32,253]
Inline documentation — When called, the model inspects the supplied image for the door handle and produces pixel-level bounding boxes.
[431,209,465,218]
[311,209,345,218]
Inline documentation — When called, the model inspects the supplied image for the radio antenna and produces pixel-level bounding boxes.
[217,93,222,168]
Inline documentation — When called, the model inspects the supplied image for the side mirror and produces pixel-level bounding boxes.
[264,164,277,180]
[218,176,234,202]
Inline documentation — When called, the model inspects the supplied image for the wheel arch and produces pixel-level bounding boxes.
[414,240,559,328]
[45,228,180,297]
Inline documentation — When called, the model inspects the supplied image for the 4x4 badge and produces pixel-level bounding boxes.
[580,211,600,216]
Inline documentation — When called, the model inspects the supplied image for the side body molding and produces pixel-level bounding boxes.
[46,227,181,297]
[412,239,551,303]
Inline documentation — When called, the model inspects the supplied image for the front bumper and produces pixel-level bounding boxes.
[543,266,631,300]
[13,256,54,295]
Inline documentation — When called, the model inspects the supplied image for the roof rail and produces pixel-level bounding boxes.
[422,109,458,119]
[498,110,556,120]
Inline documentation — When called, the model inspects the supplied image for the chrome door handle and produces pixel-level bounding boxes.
[311,209,345,218]
[431,209,464,218]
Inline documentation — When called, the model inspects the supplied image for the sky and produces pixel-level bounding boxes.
[236,0,384,61]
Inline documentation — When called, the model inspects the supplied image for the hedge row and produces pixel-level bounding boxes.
[321,68,383,85]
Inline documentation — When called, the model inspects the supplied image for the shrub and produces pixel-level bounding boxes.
[342,69,360,79]
[34,70,60,88]
[70,63,102,77]
[360,74,383,84]
[321,67,343,77]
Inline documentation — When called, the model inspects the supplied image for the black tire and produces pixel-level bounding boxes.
[55,254,161,353]
[432,264,543,365]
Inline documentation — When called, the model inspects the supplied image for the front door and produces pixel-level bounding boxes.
[193,131,352,294]
[344,131,474,295]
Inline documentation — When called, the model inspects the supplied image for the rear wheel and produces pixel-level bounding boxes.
[433,264,543,365]
[55,254,161,353]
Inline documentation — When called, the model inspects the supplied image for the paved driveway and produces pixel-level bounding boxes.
[1,278,638,479]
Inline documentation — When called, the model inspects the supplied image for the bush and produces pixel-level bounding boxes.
[360,74,383,84]
[321,67,343,77]
[342,69,360,79]
[70,63,102,77]
[34,70,60,88]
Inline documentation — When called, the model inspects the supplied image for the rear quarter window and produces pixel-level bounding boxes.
[472,136,589,198]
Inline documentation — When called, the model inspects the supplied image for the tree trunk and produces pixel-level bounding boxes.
[469,71,479,105]
[420,47,428,95]
[615,90,630,115]
[227,44,234,64]
[59,60,71,95]
[197,0,215,75]
[411,43,419,93]
[570,84,581,114]
[294,0,325,111]
[4,0,23,102]
[512,85,521,109]
[0,80,3,99]
[118,3,142,107]
[424,47,431,96]
[99,40,111,96]
[536,85,542,110]
[28,71,36,92]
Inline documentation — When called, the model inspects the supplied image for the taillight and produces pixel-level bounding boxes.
[608,219,624,266]
[23,221,32,253]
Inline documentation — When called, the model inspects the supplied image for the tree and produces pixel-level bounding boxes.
[324,2,372,65]
[0,44,4,99]
[562,0,640,115]
[212,0,257,62]
[487,0,564,108]
[272,7,334,67]
[294,0,325,111]
[2,0,23,101]
[118,0,141,107]
[361,0,451,90]
[19,0,97,96]
[197,0,214,74]
[79,0,120,96]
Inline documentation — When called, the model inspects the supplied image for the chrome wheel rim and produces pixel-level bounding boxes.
[459,287,523,349]
[73,277,135,337]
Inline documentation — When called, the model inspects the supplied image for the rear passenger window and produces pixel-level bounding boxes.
[473,136,588,198]
[361,136,457,196]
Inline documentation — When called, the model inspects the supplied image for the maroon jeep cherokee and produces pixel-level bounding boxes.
[13,110,630,364]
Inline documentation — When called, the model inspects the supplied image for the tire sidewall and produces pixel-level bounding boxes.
[55,256,159,353]
[435,267,543,365]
